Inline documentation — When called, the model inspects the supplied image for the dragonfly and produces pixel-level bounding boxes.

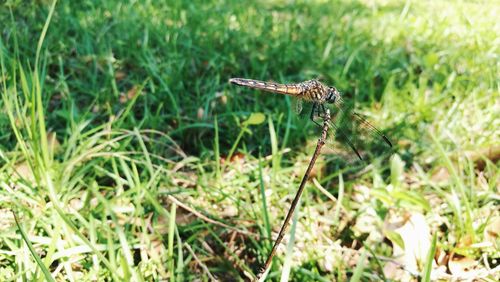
[229,77,393,161]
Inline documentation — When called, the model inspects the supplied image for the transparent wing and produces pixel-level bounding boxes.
[323,103,393,162]
[350,112,392,147]
[326,120,363,161]
[292,97,303,114]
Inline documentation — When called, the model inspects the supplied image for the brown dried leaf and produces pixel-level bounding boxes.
[175,207,196,226]
[114,71,126,81]
[126,85,139,100]
[430,167,450,184]
[448,255,478,278]
[484,216,500,247]
[13,162,36,183]
[119,85,141,104]
[463,145,500,170]
[434,246,448,266]
[230,152,245,163]
[47,131,61,154]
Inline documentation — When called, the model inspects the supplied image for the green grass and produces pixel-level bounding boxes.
[1,0,499,281]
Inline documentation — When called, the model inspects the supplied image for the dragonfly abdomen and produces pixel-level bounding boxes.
[229,78,329,103]
[229,78,303,96]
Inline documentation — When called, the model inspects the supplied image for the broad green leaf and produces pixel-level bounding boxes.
[385,229,405,249]
[392,190,431,212]
[390,154,404,187]
[370,188,393,206]
[245,112,266,125]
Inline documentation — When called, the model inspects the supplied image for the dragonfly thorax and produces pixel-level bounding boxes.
[298,79,332,103]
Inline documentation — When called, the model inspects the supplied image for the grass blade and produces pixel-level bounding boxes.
[214,116,221,181]
[168,202,177,282]
[350,249,367,282]
[333,172,344,227]
[12,211,55,282]
[280,196,301,282]
[258,151,271,240]
[34,0,58,169]
[422,233,437,282]
[268,116,280,181]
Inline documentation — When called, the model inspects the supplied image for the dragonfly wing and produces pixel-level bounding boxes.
[321,103,393,162]
[292,98,303,114]
[351,112,392,147]
[326,120,364,161]
[332,103,393,150]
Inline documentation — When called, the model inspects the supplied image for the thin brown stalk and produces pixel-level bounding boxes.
[166,195,256,236]
[257,109,331,280]
[184,242,219,281]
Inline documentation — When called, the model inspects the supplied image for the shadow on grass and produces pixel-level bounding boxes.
[0,0,420,159]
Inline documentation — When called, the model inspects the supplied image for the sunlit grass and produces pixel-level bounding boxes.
[1,0,499,281]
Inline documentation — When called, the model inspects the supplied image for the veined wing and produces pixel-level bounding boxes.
[326,120,363,161]
[325,104,393,161]
[351,112,392,147]
[292,97,303,114]
[331,95,392,147]
[229,78,302,96]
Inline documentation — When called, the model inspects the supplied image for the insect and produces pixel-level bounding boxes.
[229,78,393,160]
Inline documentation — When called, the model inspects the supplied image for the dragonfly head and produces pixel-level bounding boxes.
[326,87,341,104]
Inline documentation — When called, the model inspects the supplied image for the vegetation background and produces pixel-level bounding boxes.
[0,0,498,281]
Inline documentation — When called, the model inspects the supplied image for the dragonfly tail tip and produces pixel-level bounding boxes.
[228,78,239,85]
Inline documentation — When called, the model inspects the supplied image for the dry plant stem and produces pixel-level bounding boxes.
[184,242,218,281]
[257,110,331,279]
[167,195,255,236]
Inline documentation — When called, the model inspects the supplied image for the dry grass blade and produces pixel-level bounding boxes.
[184,242,219,281]
[166,195,255,236]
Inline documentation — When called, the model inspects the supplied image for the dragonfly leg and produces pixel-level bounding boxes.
[320,104,327,118]
[310,103,321,127]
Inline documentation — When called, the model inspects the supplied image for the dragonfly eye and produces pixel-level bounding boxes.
[327,87,339,103]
